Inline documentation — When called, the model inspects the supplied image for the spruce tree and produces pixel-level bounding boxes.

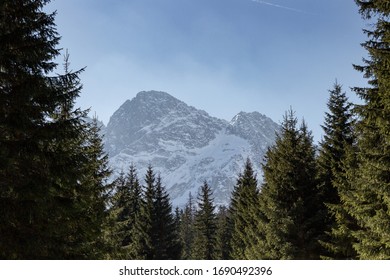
[128,166,179,259]
[192,181,217,260]
[173,207,183,258]
[110,165,142,259]
[129,165,155,259]
[125,165,142,249]
[327,142,360,259]
[0,0,111,259]
[317,82,357,259]
[152,175,181,259]
[343,0,390,259]
[215,205,231,260]
[107,171,126,258]
[229,158,259,260]
[179,192,196,259]
[249,110,324,259]
[0,0,60,259]
[318,82,354,205]
[75,117,112,259]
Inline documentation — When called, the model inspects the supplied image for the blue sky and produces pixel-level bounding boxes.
[47,0,368,142]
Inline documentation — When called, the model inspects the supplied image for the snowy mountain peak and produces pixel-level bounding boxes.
[104,91,279,206]
[228,111,279,152]
[231,111,271,126]
[133,90,186,111]
[109,91,186,126]
[136,90,177,101]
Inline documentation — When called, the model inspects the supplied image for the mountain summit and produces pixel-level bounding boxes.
[105,91,226,156]
[104,91,279,206]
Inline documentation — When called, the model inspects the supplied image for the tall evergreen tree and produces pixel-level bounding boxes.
[343,0,390,259]
[107,171,126,258]
[215,205,231,260]
[128,166,179,259]
[179,192,196,259]
[0,0,111,259]
[229,158,259,260]
[192,181,217,260]
[129,165,155,259]
[173,206,183,258]
[75,117,112,259]
[318,82,354,202]
[248,110,324,259]
[110,165,142,259]
[0,0,60,259]
[152,174,181,259]
[327,142,360,259]
[125,165,142,249]
[317,82,357,259]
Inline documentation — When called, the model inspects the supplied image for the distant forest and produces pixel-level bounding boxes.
[1,0,390,260]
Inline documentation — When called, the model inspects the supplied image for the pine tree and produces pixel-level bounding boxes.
[318,82,354,205]
[0,0,60,259]
[110,165,142,259]
[106,171,126,258]
[128,166,179,259]
[125,165,142,248]
[192,181,218,260]
[0,0,111,259]
[173,207,183,258]
[342,0,390,259]
[215,205,231,260]
[75,117,112,259]
[152,174,181,259]
[179,192,196,259]
[249,110,324,259]
[129,165,155,259]
[229,158,259,260]
[317,82,357,259]
[328,142,360,259]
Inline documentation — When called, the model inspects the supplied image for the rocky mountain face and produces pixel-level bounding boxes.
[104,91,279,206]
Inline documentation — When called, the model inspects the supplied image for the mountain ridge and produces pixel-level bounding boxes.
[103,90,279,206]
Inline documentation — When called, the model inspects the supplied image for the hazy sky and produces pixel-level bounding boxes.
[46,0,368,142]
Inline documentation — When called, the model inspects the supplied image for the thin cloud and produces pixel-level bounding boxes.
[250,0,313,15]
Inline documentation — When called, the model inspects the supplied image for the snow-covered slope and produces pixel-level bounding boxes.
[104,91,279,206]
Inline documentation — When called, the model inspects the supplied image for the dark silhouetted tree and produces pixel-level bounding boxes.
[0,0,111,258]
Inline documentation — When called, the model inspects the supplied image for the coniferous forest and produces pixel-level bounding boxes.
[1,0,390,260]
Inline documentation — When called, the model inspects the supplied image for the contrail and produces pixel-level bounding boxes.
[250,0,310,15]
